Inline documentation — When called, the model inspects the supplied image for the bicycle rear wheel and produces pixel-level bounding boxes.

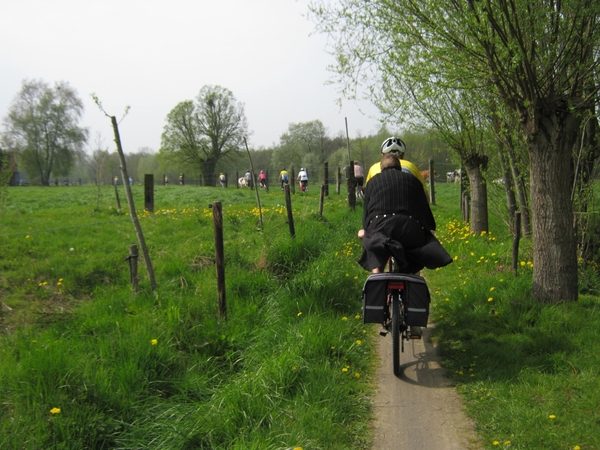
[391,290,401,376]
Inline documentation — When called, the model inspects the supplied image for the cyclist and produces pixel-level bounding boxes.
[358,153,451,275]
[279,168,289,191]
[354,162,365,197]
[365,137,429,201]
[258,170,267,188]
[297,167,308,192]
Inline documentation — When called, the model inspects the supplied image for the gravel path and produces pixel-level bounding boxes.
[370,326,483,450]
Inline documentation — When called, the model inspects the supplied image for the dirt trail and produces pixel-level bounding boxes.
[370,327,483,450]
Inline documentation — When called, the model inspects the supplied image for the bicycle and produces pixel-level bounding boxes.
[362,261,431,376]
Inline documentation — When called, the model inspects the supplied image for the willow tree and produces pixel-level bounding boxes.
[311,0,600,302]
[1,79,88,185]
[160,85,248,186]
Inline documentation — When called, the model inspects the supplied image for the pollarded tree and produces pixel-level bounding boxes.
[310,0,600,302]
[1,79,88,186]
[160,85,248,186]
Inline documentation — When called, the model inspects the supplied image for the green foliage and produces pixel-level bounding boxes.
[1,79,88,185]
[159,85,249,185]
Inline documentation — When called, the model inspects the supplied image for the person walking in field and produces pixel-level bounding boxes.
[219,173,226,188]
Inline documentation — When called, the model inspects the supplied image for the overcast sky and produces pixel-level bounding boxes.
[1,0,382,153]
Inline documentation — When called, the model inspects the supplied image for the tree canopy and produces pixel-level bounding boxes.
[1,79,88,186]
[159,85,248,185]
[310,0,600,302]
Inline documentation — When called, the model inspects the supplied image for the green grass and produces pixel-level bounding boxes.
[1,183,600,449]
[427,185,600,450]
[0,184,372,449]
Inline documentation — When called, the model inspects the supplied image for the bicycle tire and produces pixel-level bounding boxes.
[391,290,401,376]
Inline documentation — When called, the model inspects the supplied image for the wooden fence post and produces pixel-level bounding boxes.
[319,184,325,217]
[336,167,341,194]
[291,166,296,194]
[265,169,269,193]
[127,244,139,293]
[347,161,356,211]
[284,184,295,238]
[324,162,329,196]
[512,211,522,275]
[144,174,154,213]
[212,201,227,318]
[429,159,436,206]
[114,184,121,210]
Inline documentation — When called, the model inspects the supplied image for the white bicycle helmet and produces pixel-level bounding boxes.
[381,137,406,155]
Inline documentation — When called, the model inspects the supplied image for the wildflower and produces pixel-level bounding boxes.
[293,447,303,450]
[355,314,361,319]
[488,297,493,302]
[292,366,297,371]
[490,287,495,291]
[504,441,511,446]
[520,261,526,266]
[355,340,362,345]
[151,339,158,345]
[354,372,361,378]
[345,273,349,277]
[342,317,348,321]
[297,312,303,317]
[331,346,336,350]
[26,235,30,239]
[354,275,358,280]
[574,446,581,450]
[549,414,556,419]
[342,367,349,373]
[493,441,500,446]
[50,407,61,415]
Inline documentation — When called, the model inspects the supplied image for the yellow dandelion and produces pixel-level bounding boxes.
[342,367,349,373]
[490,287,495,291]
[549,414,556,419]
[574,446,581,450]
[26,235,30,239]
[50,407,61,415]
[520,261,526,266]
[297,312,303,317]
[342,317,348,321]
[151,339,158,345]
[493,441,500,446]
[488,297,494,302]
[354,372,361,378]
[504,441,511,445]
[331,346,336,349]
[354,275,358,280]
[355,340,362,345]
[293,447,303,450]
[292,366,298,371]
[355,314,361,319]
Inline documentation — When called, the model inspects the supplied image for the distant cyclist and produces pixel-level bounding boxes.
[297,167,308,192]
[279,168,289,191]
[258,170,267,188]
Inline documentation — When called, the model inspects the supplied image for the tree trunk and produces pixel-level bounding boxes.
[463,159,489,234]
[528,110,579,302]
[505,137,532,237]
[497,147,517,231]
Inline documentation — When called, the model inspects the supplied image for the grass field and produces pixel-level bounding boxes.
[1,182,599,449]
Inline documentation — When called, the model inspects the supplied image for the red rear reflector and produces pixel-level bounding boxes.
[388,282,404,289]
